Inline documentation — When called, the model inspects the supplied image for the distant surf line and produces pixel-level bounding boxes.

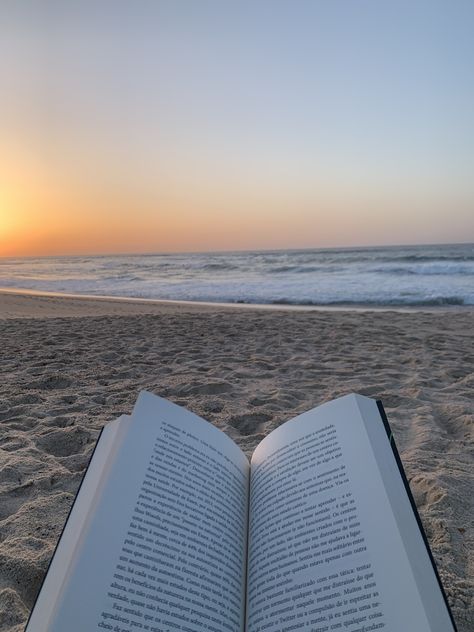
[1,287,471,314]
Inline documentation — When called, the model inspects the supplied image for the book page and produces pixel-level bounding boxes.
[246,394,454,632]
[41,393,250,632]
[26,415,129,632]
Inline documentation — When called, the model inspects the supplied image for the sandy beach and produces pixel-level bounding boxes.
[0,290,472,631]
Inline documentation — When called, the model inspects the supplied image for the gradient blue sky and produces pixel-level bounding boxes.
[1,0,473,255]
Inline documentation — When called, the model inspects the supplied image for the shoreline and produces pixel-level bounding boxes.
[1,287,473,319]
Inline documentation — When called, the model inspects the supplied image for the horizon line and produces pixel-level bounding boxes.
[1,240,473,260]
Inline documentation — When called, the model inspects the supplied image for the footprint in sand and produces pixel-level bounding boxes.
[34,375,72,390]
[35,427,91,457]
[410,473,447,509]
[228,412,272,436]
[0,480,35,521]
[0,436,30,452]
[180,381,233,396]
[0,587,29,628]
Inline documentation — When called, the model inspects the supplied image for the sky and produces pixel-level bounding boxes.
[1,0,473,256]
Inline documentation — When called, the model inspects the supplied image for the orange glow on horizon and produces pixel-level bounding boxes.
[0,142,329,256]
[1,139,471,258]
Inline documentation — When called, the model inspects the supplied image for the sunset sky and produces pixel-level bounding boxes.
[1,0,473,257]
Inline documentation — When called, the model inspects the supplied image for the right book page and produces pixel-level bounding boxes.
[246,394,456,632]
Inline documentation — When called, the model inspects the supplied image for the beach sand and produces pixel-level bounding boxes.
[0,291,472,631]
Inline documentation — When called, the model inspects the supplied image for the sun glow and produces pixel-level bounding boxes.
[0,180,30,255]
[1,1,473,256]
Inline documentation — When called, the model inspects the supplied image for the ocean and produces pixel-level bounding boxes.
[1,243,473,307]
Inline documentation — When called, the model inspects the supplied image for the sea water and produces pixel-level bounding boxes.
[1,243,473,307]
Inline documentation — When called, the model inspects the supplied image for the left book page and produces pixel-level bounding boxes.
[26,392,250,632]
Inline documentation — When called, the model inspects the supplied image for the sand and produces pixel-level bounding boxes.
[0,290,472,631]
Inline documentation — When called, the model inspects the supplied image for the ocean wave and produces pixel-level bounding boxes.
[268,265,329,274]
[1,244,473,308]
[266,296,467,306]
[102,274,147,282]
[201,262,238,271]
[372,262,474,276]
[266,250,474,267]
[388,253,474,263]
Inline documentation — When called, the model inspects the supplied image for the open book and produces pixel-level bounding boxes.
[26,392,457,632]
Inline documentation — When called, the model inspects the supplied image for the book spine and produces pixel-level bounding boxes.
[376,400,458,632]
